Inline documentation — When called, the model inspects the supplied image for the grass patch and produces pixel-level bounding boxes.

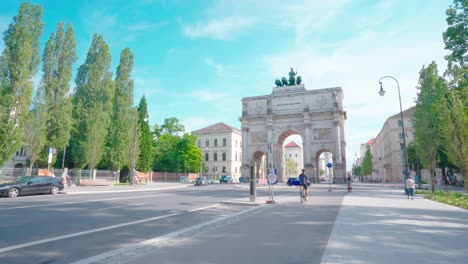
[416,190,468,209]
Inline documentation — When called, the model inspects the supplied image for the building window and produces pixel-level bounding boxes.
[222,152,226,161]
[235,153,237,162]
[214,153,218,161]
[400,143,405,151]
[289,154,291,158]
[295,154,297,157]
[223,138,227,147]
[398,120,403,127]
[214,139,218,147]
[197,140,201,147]
[235,140,237,147]
[399,133,405,139]
[222,166,226,173]
[206,140,209,147]
[205,153,209,161]
[235,167,237,173]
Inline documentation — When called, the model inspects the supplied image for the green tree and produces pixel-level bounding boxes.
[152,117,198,173]
[23,107,47,173]
[103,48,134,171]
[443,0,467,68]
[352,165,361,177]
[361,145,373,176]
[176,133,202,173]
[72,34,114,172]
[36,22,77,166]
[440,0,468,191]
[0,3,43,165]
[439,89,468,191]
[136,96,154,172]
[413,62,447,192]
[159,117,185,136]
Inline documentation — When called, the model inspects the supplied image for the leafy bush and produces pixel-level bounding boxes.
[416,190,468,209]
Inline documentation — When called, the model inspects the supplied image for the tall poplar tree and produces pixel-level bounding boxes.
[440,0,468,190]
[0,3,43,165]
[136,96,154,172]
[72,34,114,172]
[413,62,447,192]
[361,145,373,177]
[103,48,134,171]
[35,22,77,166]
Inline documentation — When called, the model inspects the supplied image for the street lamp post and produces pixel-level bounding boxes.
[378,76,410,185]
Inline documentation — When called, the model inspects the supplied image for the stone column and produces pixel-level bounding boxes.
[334,120,342,164]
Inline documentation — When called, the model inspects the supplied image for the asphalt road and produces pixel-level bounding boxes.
[0,183,346,264]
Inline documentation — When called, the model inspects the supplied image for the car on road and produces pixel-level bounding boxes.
[287,177,311,186]
[194,177,208,186]
[220,175,233,183]
[0,176,64,198]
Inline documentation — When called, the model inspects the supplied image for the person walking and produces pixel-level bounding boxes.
[61,168,71,187]
[405,175,416,200]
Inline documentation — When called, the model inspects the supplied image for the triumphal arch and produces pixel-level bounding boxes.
[240,69,347,185]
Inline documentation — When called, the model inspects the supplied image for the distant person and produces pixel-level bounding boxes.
[61,168,70,187]
[405,175,416,200]
[299,169,308,201]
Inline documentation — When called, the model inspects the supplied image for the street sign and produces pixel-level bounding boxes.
[327,162,333,168]
[267,173,277,185]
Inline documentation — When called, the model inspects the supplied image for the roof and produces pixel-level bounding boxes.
[367,138,376,145]
[191,122,241,134]
[284,141,300,148]
[389,106,416,119]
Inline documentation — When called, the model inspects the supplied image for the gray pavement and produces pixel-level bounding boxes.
[72,183,468,264]
[322,186,468,264]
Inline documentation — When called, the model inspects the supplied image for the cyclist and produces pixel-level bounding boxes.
[299,169,308,201]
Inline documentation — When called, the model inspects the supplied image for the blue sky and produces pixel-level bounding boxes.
[0,0,451,170]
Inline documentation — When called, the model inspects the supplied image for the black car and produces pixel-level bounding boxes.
[194,177,208,186]
[220,175,233,183]
[0,176,64,198]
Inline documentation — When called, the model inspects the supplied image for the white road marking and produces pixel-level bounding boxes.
[71,205,262,264]
[96,203,145,211]
[0,194,173,211]
[187,204,219,212]
[0,202,225,254]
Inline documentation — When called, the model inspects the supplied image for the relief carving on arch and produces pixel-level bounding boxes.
[313,128,332,141]
[251,132,267,143]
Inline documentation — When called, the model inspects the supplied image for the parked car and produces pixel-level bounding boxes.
[206,178,214,184]
[220,175,233,183]
[194,177,208,186]
[0,176,64,198]
[287,177,311,186]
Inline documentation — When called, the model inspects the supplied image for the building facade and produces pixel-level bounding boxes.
[191,122,242,179]
[365,107,415,182]
[1,147,28,176]
[284,141,303,178]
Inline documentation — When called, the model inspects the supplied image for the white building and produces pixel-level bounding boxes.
[284,141,303,178]
[1,147,28,176]
[362,107,415,182]
[191,122,242,178]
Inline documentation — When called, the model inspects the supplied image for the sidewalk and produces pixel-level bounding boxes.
[61,182,190,195]
[321,187,468,264]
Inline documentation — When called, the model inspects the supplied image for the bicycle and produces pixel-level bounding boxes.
[299,185,306,204]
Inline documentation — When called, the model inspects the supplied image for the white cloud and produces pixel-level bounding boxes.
[128,21,168,31]
[191,90,226,102]
[204,57,225,77]
[180,16,254,40]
